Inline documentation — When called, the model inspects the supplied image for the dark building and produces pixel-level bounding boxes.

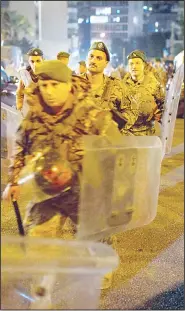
[77,1,143,63]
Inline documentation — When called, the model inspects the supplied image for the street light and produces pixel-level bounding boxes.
[34,1,42,48]
[100,33,105,38]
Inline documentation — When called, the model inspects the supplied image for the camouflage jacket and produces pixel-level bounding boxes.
[121,72,166,135]
[8,96,122,185]
[145,64,167,88]
[81,73,137,131]
[16,67,38,111]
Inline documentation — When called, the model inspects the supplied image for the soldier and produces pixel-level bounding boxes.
[153,58,168,87]
[57,51,70,66]
[121,50,165,136]
[3,60,122,238]
[81,41,134,131]
[76,60,87,75]
[16,48,44,115]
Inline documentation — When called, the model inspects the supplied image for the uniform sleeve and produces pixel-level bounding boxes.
[154,82,166,120]
[92,109,123,144]
[107,78,123,111]
[119,83,139,132]
[103,78,138,132]
[16,79,25,110]
[8,121,28,185]
[75,101,123,143]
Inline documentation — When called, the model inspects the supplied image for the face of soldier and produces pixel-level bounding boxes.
[128,58,145,81]
[58,57,69,66]
[87,50,108,74]
[38,80,71,108]
[28,56,43,73]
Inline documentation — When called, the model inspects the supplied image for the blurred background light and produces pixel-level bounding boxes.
[100,32,105,38]
[90,16,108,24]
[78,18,84,24]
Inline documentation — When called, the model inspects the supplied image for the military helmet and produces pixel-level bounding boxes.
[27,48,44,57]
[89,41,110,61]
[127,50,147,63]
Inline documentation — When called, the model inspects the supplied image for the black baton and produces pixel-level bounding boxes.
[12,199,25,236]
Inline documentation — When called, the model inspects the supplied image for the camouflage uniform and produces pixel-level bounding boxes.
[81,73,136,132]
[119,50,166,136]
[16,48,43,116]
[145,63,167,88]
[121,72,165,135]
[8,70,122,236]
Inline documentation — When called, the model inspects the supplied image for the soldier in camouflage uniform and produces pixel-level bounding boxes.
[121,50,165,136]
[16,48,44,116]
[81,41,135,132]
[3,60,122,238]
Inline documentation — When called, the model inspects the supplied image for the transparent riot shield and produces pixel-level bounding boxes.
[1,103,22,193]
[160,63,184,156]
[1,103,22,159]
[77,135,162,241]
[1,236,118,309]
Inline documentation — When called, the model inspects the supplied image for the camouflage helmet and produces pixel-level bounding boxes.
[127,50,147,63]
[89,41,110,61]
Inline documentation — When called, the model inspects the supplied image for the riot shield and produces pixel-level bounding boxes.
[160,63,184,156]
[2,236,118,309]
[77,135,162,241]
[1,103,22,159]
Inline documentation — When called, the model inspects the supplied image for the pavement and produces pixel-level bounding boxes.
[1,119,184,310]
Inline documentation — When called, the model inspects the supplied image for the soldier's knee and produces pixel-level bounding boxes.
[27,214,64,238]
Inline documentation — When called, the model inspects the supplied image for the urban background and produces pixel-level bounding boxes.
[1,0,184,69]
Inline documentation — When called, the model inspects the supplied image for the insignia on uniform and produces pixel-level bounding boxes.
[34,51,38,55]
[98,42,104,49]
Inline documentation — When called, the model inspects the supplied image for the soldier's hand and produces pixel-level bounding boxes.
[2,184,20,202]
[154,111,162,122]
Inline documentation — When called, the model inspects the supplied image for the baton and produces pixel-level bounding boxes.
[11,198,25,236]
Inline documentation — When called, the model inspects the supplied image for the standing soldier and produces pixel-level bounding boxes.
[81,41,134,131]
[16,48,44,116]
[121,50,165,136]
[57,51,70,66]
[3,60,122,237]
